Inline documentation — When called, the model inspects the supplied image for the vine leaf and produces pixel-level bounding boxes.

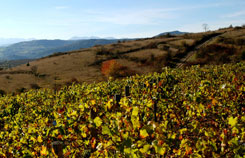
[94,117,102,127]
[40,146,48,156]
[140,129,149,139]
[228,116,237,127]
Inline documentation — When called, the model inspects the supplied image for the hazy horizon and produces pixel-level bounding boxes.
[0,0,244,40]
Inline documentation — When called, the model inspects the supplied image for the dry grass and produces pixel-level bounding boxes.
[169,39,195,46]
[125,49,167,59]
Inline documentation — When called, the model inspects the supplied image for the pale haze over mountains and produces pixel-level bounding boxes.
[70,36,116,40]
[0,38,35,47]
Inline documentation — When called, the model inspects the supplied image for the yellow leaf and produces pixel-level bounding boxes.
[91,100,96,105]
[40,146,48,156]
[155,146,166,155]
[37,135,43,143]
[140,129,149,139]
[132,107,139,116]
[179,128,187,134]
[140,144,151,153]
[146,100,153,108]
[106,100,112,110]
[212,99,218,105]
[79,104,84,111]
[102,125,111,136]
[94,117,102,127]
[131,117,140,129]
[228,116,237,127]
[71,110,77,116]
[171,133,176,139]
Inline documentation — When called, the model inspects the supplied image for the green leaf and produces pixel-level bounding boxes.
[94,117,102,127]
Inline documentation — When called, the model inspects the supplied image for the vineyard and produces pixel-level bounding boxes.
[0,62,244,157]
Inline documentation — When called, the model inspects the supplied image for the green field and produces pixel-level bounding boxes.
[0,62,244,157]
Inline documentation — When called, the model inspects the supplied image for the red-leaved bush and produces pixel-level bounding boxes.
[101,60,135,78]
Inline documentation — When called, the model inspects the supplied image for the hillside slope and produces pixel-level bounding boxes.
[0,39,118,60]
[0,26,244,93]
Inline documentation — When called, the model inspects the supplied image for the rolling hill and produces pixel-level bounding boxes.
[0,39,119,61]
[0,26,244,94]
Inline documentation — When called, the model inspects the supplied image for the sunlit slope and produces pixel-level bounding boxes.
[0,26,244,93]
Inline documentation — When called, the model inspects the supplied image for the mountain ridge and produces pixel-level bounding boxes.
[0,38,35,47]
[0,31,187,61]
[0,39,119,61]
[155,30,188,37]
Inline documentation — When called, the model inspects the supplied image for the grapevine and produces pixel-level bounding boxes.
[0,62,244,157]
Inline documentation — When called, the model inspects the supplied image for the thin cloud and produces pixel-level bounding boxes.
[83,2,230,25]
[96,9,175,25]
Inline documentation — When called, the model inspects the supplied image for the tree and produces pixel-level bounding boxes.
[202,23,209,32]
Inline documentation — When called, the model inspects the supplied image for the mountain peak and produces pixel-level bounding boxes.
[155,31,188,37]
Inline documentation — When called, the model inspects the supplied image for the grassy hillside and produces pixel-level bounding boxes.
[0,62,244,157]
[0,26,244,94]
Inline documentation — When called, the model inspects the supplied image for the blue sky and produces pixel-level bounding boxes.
[0,0,244,39]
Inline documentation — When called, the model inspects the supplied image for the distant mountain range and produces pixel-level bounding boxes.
[0,31,187,61]
[155,31,188,37]
[0,38,35,47]
[0,39,119,61]
[70,36,116,40]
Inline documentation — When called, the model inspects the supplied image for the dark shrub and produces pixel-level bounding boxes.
[0,89,6,97]
[30,83,41,90]
[96,47,108,55]
[16,87,27,93]
[146,42,158,49]
[53,84,62,92]
[65,78,79,86]
[5,75,11,80]
[181,41,189,48]
[236,39,245,46]
[242,51,245,60]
